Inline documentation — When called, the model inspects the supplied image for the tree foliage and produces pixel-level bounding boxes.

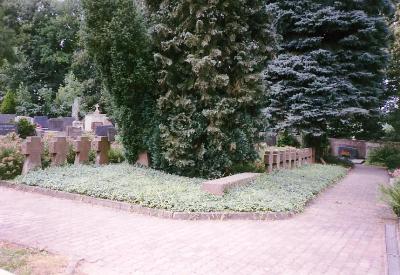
[82,0,155,163]
[265,0,391,145]
[0,0,102,116]
[147,0,275,178]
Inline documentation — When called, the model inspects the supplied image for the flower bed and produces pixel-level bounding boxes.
[15,164,347,213]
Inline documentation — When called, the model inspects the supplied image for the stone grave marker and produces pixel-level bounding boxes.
[91,122,103,131]
[0,114,16,124]
[62,117,75,129]
[48,118,65,132]
[0,124,16,135]
[73,136,91,164]
[72,97,80,121]
[66,126,83,138]
[49,137,68,166]
[21,136,43,174]
[34,116,49,129]
[95,125,117,142]
[92,136,110,165]
[137,151,150,167]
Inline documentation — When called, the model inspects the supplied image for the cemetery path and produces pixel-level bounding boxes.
[0,165,395,275]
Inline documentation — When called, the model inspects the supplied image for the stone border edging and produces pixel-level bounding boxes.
[385,223,400,275]
[0,181,295,221]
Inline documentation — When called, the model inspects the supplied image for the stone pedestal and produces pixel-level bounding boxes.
[73,137,91,164]
[21,137,43,174]
[92,136,110,165]
[49,137,68,166]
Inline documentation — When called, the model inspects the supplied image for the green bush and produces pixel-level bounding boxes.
[16,119,36,139]
[368,145,400,170]
[277,132,301,148]
[66,143,75,164]
[0,91,17,114]
[229,161,266,174]
[108,146,125,164]
[0,134,24,180]
[323,155,354,168]
[0,147,24,180]
[381,181,400,216]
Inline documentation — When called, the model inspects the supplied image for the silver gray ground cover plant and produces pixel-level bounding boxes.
[16,164,347,212]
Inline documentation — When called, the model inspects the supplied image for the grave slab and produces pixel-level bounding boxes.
[33,116,49,129]
[0,124,16,135]
[48,118,65,132]
[0,114,16,124]
[202,173,260,196]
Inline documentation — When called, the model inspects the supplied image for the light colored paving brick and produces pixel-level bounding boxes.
[0,165,395,274]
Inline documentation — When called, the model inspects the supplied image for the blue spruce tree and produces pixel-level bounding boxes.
[265,1,391,151]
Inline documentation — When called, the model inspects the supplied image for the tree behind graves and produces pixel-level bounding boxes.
[82,0,155,162]
[147,0,275,178]
[265,0,391,152]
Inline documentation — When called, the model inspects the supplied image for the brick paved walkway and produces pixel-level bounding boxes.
[0,165,395,275]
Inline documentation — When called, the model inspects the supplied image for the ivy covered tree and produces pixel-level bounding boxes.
[82,0,155,163]
[265,0,391,151]
[147,0,275,178]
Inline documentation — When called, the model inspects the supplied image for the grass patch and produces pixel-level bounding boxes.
[0,241,68,275]
[15,164,347,213]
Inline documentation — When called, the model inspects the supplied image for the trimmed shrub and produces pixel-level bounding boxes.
[16,118,36,139]
[277,132,301,148]
[368,145,400,170]
[0,133,24,180]
[108,146,125,164]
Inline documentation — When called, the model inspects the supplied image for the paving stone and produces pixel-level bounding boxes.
[0,165,394,275]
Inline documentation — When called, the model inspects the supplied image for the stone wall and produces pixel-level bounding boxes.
[329,138,400,159]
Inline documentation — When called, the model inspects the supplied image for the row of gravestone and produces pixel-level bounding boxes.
[0,114,117,141]
[264,148,314,173]
[22,136,111,174]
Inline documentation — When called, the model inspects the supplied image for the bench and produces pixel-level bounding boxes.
[201,173,260,196]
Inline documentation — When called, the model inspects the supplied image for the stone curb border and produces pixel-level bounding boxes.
[385,223,400,275]
[0,181,295,221]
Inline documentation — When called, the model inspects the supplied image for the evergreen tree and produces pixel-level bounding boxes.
[265,1,391,149]
[0,91,16,114]
[386,4,400,141]
[82,0,155,163]
[147,0,275,178]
